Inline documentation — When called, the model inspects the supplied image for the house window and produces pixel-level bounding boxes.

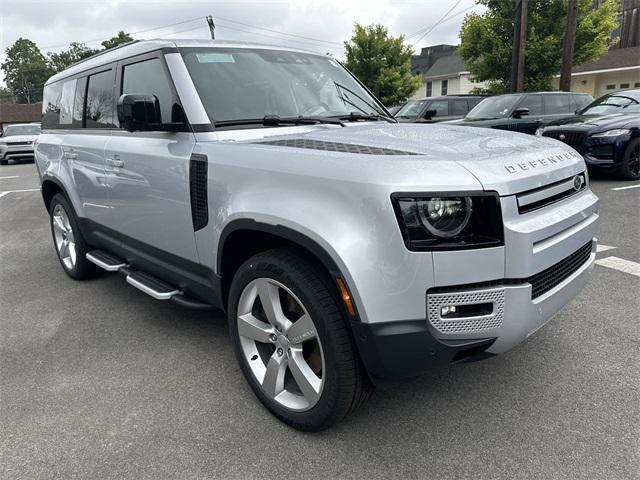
[441,79,448,96]
[619,83,630,89]
[635,82,640,88]
[426,81,432,97]
[605,84,615,90]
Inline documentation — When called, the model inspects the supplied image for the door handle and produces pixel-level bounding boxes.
[105,154,124,168]
[64,149,77,160]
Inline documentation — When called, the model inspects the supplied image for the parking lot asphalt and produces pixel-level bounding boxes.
[1,161,639,480]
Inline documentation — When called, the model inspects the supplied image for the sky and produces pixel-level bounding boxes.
[0,0,483,86]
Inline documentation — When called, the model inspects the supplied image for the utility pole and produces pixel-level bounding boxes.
[559,0,578,91]
[510,0,528,93]
[206,15,216,40]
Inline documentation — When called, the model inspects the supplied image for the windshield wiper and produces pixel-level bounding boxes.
[214,115,345,128]
[332,82,395,123]
[328,111,396,124]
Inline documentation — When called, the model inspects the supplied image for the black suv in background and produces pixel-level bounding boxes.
[395,95,486,123]
[538,89,640,180]
[450,92,593,134]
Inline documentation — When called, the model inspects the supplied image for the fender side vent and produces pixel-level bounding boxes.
[189,153,208,231]
[256,138,422,155]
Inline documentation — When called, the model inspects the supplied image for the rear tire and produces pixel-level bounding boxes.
[617,138,640,180]
[228,248,372,431]
[49,193,101,280]
[0,158,7,166]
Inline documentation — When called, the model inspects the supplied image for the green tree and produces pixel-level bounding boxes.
[1,38,53,103]
[459,0,619,92]
[344,23,421,106]
[48,42,99,73]
[0,86,15,104]
[101,31,133,50]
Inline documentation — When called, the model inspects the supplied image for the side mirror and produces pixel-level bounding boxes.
[423,109,437,119]
[117,94,185,133]
[511,107,530,119]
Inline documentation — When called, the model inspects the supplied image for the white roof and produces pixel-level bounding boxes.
[46,39,322,85]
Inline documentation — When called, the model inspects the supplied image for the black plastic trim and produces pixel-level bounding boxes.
[189,153,209,231]
[350,319,496,382]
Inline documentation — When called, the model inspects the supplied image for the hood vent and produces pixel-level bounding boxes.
[256,138,422,155]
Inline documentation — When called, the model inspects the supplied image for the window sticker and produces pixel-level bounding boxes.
[196,53,235,63]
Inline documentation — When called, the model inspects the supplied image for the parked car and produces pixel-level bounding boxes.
[537,89,640,180]
[395,95,486,123]
[451,92,593,134]
[0,122,41,165]
[36,40,599,431]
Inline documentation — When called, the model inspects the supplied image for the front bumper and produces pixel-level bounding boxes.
[0,143,35,160]
[352,240,596,381]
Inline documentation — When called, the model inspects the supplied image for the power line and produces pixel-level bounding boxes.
[40,17,203,51]
[215,21,343,51]
[213,15,343,46]
[411,0,464,46]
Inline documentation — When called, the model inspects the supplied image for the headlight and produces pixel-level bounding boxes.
[392,193,504,251]
[591,129,630,138]
[535,126,545,136]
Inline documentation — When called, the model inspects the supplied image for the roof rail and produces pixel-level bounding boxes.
[66,39,142,70]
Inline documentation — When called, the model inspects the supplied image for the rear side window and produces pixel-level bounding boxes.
[73,77,87,127]
[545,94,571,114]
[42,82,63,129]
[450,99,468,116]
[122,58,176,124]
[59,79,77,125]
[518,95,543,115]
[428,100,448,116]
[85,70,116,129]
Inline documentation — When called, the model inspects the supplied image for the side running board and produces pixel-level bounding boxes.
[86,250,127,271]
[85,249,212,309]
[126,271,180,300]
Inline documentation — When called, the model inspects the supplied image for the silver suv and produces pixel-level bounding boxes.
[0,122,41,165]
[36,40,599,431]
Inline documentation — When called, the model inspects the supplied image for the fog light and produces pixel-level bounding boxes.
[441,305,457,317]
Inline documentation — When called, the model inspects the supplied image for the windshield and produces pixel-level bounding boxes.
[181,48,387,124]
[465,94,521,120]
[580,92,640,115]
[2,124,41,136]
[395,100,428,118]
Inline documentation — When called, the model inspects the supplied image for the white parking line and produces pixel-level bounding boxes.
[611,183,640,191]
[595,256,640,277]
[0,176,20,179]
[596,244,616,253]
[0,188,40,198]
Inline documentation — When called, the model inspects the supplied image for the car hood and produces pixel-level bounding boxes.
[205,123,585,195]
[0,134,38,142]
[544,113,640,130]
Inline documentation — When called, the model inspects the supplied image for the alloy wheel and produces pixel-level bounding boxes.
[52,204,77,270]
[237,277,325,412]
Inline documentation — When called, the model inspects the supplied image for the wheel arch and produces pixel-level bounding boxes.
[41,176,67,213]
[217,219,358,319]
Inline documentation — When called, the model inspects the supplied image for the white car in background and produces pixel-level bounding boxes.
[0,123,41,165]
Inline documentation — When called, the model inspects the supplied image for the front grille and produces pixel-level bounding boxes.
[517,173,587,214]
[256,138,422,155]
[427,287,505,334]
[528,241,592,299]
[189,154,208,231]
[6,141,32,146]
[427,241,593,303]
[542,131,586,150]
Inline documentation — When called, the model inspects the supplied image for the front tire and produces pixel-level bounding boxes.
[49,193,100,280]
[618,138,640,180]
[228,249,371,431]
